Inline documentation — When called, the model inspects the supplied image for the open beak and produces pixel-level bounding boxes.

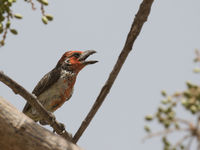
[78,50,98,65]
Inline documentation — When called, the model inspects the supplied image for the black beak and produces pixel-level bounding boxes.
[78,50,98,65]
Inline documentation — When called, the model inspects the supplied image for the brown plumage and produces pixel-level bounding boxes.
[23,50,97,123]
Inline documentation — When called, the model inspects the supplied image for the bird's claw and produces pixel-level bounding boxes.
[58,122,65,131]
[52,122,65,133]
[48,112,56,122]
[39,112,56,125]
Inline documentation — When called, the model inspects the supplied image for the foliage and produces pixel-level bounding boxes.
[144,50,200,150]
[0,0,53,47]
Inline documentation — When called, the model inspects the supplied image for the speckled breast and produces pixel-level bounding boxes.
[37,70,76,112]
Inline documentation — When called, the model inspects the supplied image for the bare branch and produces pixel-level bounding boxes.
[173,134,190,149]
[142,128,189,142]
[175,118,194,127]
[186,137,194,150]
[198,142,200,150]
[195,115,200,131]
[27,0,36,10]
[41,4,45,16]
[72,0,155,143]
[0,71,72,141]
[194,49,200,62]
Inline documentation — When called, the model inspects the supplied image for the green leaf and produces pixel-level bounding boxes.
[0,29,3,34]
[164,120,170,128]
[193,67,200,73]
[190,105,197,114]
[0,40,5,46]
[144,125,151,132]
[39,0,48,5]
[14,13,23,19]
[45,14,53,21]
[42,16,48,24]
[10,29,18,35]
[161,99,168,105]
[161,90,167,97]
[0,23,3,30]
[8,0,13,4]
[6,21,11,28]
[145,115,153,121]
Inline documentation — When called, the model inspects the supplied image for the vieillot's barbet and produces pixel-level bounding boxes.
[23,50,97,125]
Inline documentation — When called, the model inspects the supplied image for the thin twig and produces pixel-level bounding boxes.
[195,49,200,62]
[175,118,194,127]
[195,115,200,130]
[41,4,45,16]
[142,128,189,142]
[0,14,10,47]
[198,142,200,150]
[173,134,190,149]
[27,0,36,10]
[186,137,194,150]
[0,71,72,141]
[72,0,155,143]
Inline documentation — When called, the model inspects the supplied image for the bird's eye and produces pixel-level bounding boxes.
[73,53,81,58]
[64,59,70,64]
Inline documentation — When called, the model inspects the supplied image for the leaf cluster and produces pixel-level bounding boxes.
[0,0,53,47]
[144,51,200,150]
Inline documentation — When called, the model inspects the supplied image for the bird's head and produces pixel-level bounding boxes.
[56,50,98,73]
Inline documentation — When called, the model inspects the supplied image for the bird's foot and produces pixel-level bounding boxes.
[38,112,67,135]
[48,111,56,122]
[53,122,66,133]
[39,111,56,125]
[39,120,48,125]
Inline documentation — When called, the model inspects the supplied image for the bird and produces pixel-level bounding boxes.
[23,50,97,125]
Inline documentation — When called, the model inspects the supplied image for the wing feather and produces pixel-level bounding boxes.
[22,67,61,113]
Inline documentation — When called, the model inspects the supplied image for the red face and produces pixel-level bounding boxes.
[57,50,97,73]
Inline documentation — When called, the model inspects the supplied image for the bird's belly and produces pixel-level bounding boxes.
[37,78,74,112]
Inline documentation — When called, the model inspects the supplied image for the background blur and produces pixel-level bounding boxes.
[0,0,200,149]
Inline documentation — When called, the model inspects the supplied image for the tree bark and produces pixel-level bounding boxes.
[0,96,82,150]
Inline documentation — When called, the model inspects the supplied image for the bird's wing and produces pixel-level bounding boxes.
[22,67,61,113]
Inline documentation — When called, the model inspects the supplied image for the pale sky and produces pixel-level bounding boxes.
[0,0,200,150]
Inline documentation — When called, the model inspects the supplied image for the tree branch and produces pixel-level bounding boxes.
[0,71,72,141]
[185,137,194,150]
[173,134,190,149]
[72,0,155,143]
[142,128,189,142]
[0,96,81,150]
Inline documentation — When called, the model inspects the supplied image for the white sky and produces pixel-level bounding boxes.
[0,0,200,150]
